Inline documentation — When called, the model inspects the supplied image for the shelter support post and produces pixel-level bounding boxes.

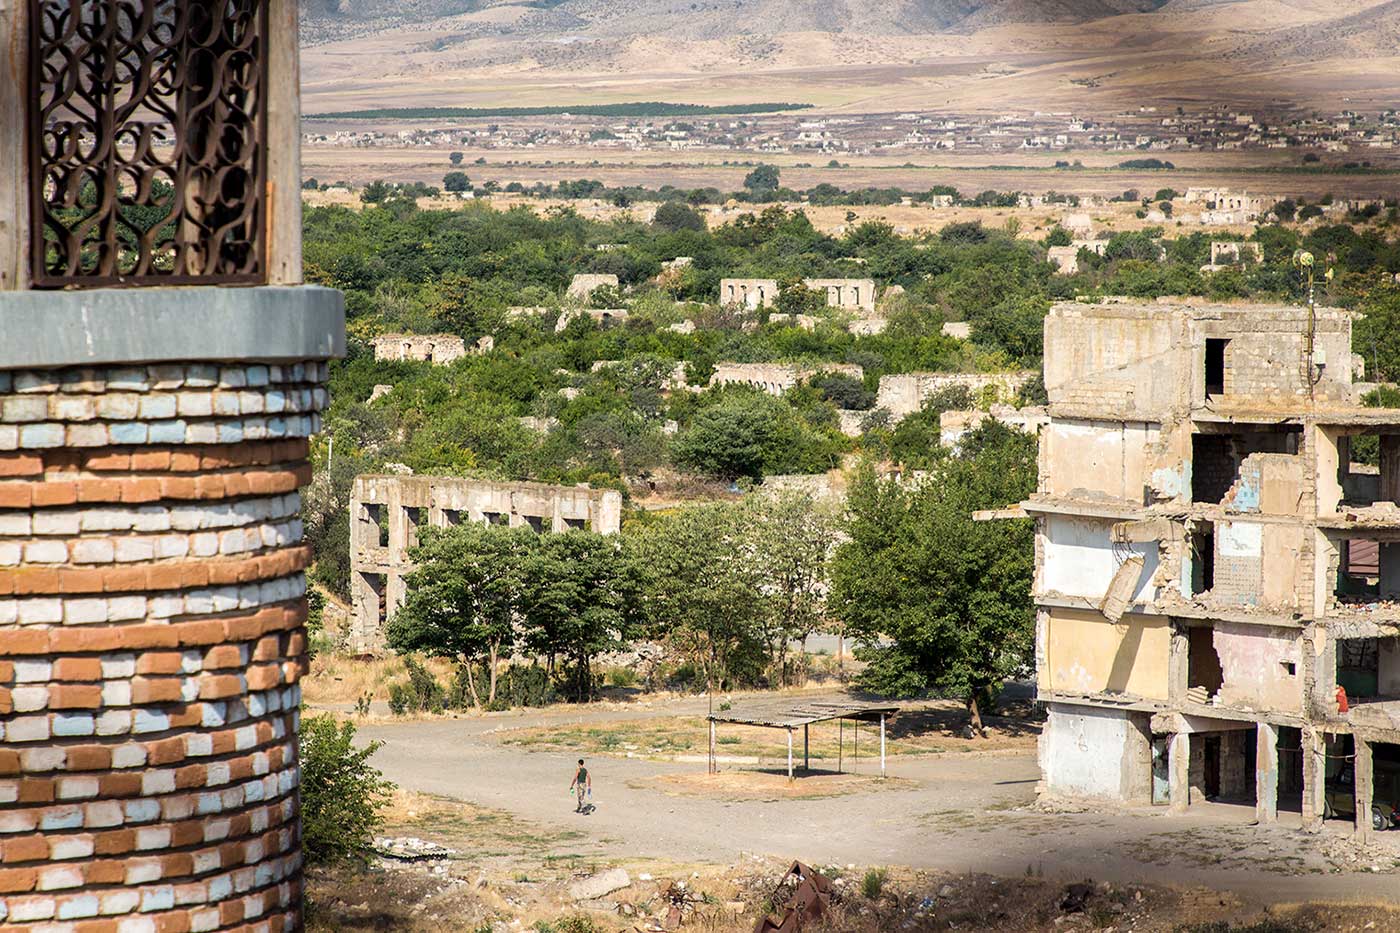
[838,719,843,773]
[709,719,716,775]
[787,728,794,781]
[804,724,809,772]
[880,714,887,779]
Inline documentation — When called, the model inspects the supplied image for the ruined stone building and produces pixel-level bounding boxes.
[708,362,864,396]
[876,371,1035,420]
[372,333,467,364]
[1024,297,1400,838]
[566,274,619,301]
[1205,241,1265,272]
[804,278,877,312]
[720,278,779,310]
[0,2,343,927]
[554,308,629,333]
[348,476,622,653]
[940,406,1050,447]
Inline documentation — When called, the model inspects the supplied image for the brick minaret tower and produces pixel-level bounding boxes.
[0,2,344,929]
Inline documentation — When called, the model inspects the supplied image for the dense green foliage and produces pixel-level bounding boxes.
[831,420,1038,726]
[299,716,395,865]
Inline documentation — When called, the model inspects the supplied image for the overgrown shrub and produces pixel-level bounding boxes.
[861,867,887,899]
[300,715,394,865]
[387,655,445,715]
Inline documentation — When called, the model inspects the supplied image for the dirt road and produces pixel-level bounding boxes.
[347,691,1400,907]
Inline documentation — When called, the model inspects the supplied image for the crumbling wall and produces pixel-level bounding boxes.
[1039,704,1153,801]
[1193,308,1355,403]
[719,278,779,309]
[1211,520,1303,610]
[1043,303,1189,415]
[1222,453,1304,515]
[710,362,864,395]
[372,333,467,364]
[803,277,877,312]
[940,405,1049,447]
[1038,608,1171,700]
[876,371,1033,419]
[1042,514,1159,603]
[1212,622,1303,712]
[567,273,619,300]
[1041,419,1161,501]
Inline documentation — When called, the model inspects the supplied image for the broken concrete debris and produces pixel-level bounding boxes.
[568,867,632,901]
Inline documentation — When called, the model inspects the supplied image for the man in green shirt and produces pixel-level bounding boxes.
[570,759,592,813]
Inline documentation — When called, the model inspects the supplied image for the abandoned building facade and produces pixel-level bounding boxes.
[372,333,467,364]
[1028,297,1400,838]
[348,476,622,653]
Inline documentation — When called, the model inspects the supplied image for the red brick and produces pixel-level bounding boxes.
[0,453,44,477]
[120,477,163,503]
[74,919,120,933]
[199,674,245,700]
[177,620,226,647]
[83,451,130,471]
[51,629,123,653]
[246,664,281,691]
[17,780,53,804]
[49,684,103,709]
[0,661,13,682]
[53,658,103,682]
[100,773,142,797]
[131,677,183,704]
[0,750,20,776]
[1,835,50,864]
[179,563,210,588]
[147,737,185,767]
[162,852,194,877]
[0,482,31,509]
[0,631,48,657]
[93,829,135,856]
[0,689,11,715]
[160,476,198,498]
[65,746,112,771]
[285,632,306,657]
[121,626,181,650]
[136,652,184,675]
[155,913,192,933]
[85,861,125,885]
[31,480,79,507]
[12,569,59,596]
[222,473,252,497]
[0,867,38,894]
[174,765,205,790]
[130,450,172,471]
[167,705,202,729]
[58,568,108,594]
[194,475,225,500]
[101,566,148,592]
[205,645,244,669]
[145,563,184,591]
[76,478,121,502]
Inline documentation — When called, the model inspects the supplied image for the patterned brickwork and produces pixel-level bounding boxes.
[0,362,328,932]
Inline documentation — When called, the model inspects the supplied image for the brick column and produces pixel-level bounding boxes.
[0,358,331,930]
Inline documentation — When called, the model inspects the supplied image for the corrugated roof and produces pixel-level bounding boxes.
[707,700,899,729]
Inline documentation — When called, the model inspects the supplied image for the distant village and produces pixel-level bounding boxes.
[304,106,1400,158]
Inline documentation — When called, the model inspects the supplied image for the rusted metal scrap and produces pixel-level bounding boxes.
[753,861,835,933]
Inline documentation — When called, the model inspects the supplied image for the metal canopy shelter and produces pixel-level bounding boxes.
[706,700,900,780]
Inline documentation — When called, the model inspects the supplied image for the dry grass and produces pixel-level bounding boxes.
[497,707,1039,763]
[301,654,457,707]
[632,770,916,801]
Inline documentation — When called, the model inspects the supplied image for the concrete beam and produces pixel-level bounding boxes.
[1301,727,1326,833]
[1256,722,1278,824]
[1356,738,1375,842]
[0,286,345,369]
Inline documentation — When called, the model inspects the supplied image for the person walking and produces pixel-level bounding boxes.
[570,759,592,813]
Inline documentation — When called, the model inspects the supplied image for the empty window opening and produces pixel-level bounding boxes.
[404,507,426,548]
[366,504,389,549]
[1187,626,1224,702]
[563,517,586,531]
[1324,734,1357,822]
[1338,637,1380,700]
[441,509,462,526]
[1340,433,1400,507]
[1190,524,1216,596]
[1277,725,1305,813]
[524,515,545,533]
[1193,730,1255,804]
[481,511,507,526]
[1371,744,1400,830]
[1191,429,1300,504]
[1339,539,1381,602]
[1205,339,1229,396]
[1281,661,1296,676]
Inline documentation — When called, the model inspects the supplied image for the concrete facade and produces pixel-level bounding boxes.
[1024,298,1400,839]
[347,476,622,654]
[371,333,466,365]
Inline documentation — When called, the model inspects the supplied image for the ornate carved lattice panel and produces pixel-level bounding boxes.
[29,1,268,287]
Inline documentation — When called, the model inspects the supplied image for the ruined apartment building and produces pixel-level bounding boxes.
[372,333,466,365]
[1025,297,1400,838]
[804,278,877,313]
[349,476,622,653]
[876,371,1035,420]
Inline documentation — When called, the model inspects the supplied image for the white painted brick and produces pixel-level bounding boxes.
[82,509,133,532]
[176,391,214,417]
[38,866,84,891]
[124,799,160,823]
[131,507,170,532]
[11,687,49,712]
[186,364,219,387]
[0,781,17,804]
[17,599,61,624]
[32,512,79,536]
[112,743,147,769]
[55,778,100,801]
[100,889,141,915]
[213,391,241,416]
[101,681,132,707]
[0,513,31,535]
[8,897,57,922]
[7,716,50,742]
[100,653,137,679]
[107,596,146,621]
[13,659,52,682]
[190,532,219,557]
[0,542,21,566]
[21,748,65,773]
[64,599,109,625]
[23,540,69,563]
[156,535,189,559]
[83,800,123,828]
[136,827,172,850]
[138,393,178,419]
[141,771,176,795]
[66,423,109,447]
[96,393,141,419]
[57,893,100,920]
[0,423,15,449]
[180,649,204,674]
[149,364,185,389]
[68,539,114,564]
[186,421,219,444]
[148,595,184,618]
[51,396,96,421]
[114,537,155,562]
[95,710,132,736]
[2,395,49,422]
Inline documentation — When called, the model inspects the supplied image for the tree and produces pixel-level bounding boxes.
[443,171,471,193]
[743,164,781,193]
[749,490,839,686]
[635,503,766,691]
[449,151,465,166]
[774,278,827,315]
[300,716,394,865]
[653,201,706,233]
[519,533,642,701]
[674,392,780,480]
[387,523,533,707]
[831,419,1037,733]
